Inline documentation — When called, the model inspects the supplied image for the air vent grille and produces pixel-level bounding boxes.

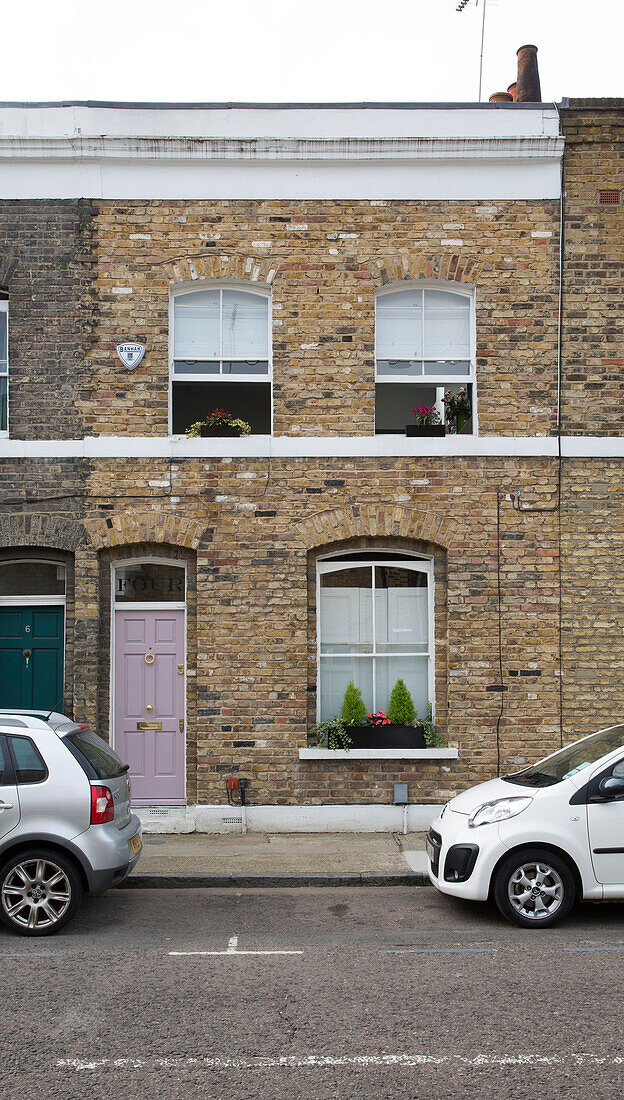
[148,808,170,816]
[599,190,620,206]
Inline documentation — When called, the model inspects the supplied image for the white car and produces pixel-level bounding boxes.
[427,724,624,927]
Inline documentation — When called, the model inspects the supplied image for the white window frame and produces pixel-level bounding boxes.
[316,552,435,722]
[0,300,8,437]
[169,280,273,436]
[374,280,477,433]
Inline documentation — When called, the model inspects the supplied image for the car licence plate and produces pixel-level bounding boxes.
[130,833,142,855]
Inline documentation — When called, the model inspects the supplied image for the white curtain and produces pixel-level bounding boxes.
[174,290,220,359]
[223,290,268,359]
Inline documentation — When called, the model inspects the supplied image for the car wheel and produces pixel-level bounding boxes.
[493,847,576,928]
[0,849,83,936]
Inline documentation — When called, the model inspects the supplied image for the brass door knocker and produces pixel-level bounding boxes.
[145,651,155,665]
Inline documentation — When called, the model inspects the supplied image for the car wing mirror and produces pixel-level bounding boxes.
[598,775,624,799]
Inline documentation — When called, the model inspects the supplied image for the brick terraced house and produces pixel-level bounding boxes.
[0,53,622,831]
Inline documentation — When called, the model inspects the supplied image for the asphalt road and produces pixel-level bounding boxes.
[1,886,624,1100]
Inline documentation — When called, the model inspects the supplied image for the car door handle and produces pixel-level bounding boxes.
[0,802,14,810]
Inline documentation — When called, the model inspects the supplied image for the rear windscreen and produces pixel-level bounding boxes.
[64,728,125,780]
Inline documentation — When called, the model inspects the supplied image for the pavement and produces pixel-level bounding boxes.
[126,830,429,888]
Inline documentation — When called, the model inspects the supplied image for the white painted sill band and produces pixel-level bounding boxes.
[299,748,459,761]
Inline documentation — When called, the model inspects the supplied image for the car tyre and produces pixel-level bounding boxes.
[493,847,576,929]
[0,848,83,937]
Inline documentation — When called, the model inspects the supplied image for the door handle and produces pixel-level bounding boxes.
[0,802,14,810]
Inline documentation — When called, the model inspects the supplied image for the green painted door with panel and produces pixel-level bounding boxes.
[0,606,64,711]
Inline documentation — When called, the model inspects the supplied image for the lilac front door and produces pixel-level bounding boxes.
[114,609,185,803]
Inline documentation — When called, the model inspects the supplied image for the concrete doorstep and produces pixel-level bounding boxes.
[122,831,430,889]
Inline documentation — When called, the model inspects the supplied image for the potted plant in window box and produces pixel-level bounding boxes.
[337,679,436,749]
[443,387,472,435]
[406,405,446,438]
[185,408,252,438]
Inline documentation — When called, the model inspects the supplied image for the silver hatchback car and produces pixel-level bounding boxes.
[0,711,142,936]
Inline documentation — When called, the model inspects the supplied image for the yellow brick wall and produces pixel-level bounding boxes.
[83,198,561,438]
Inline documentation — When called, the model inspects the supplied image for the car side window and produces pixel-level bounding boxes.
[8,736,47,784]
[612,759,624,779]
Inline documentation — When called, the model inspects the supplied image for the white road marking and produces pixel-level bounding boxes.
[56,1053,624,1071]
[168,932,303,957]
[381,947,497,955]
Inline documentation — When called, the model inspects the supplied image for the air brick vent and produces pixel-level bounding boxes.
[598,190,621,206]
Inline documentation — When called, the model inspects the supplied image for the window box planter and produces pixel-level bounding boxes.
[346,724,427,749]
[199,425,244,438]
[405,425,446,438]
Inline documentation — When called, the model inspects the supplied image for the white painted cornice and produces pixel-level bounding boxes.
[0,135,564,162]
[0,104,562,199]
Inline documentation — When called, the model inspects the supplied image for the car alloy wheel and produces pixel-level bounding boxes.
[493,846,576,928]
[0,850,83,936]
[507,860,564,921]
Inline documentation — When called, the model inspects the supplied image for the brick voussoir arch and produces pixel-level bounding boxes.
[162,252,279,287]
[297,505,456,551]
[0,514,85,552]
[83,510,208,551]
[368,254,481,287]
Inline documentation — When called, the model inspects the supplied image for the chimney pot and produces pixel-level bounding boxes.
[507,82,517,101]
[489,92,513,103]
[516,44,541,102]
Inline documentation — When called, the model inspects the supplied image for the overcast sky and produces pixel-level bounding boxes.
[2,0,621,104]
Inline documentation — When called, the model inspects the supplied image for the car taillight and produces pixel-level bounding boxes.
[91,785,114,824]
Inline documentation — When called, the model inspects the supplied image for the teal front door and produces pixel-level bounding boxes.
[0,606,64,711]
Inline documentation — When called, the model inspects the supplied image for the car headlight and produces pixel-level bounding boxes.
[468,796,533,828]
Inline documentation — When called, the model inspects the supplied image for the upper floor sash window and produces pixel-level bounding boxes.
[171,283,271,435]
[375,284,476,435]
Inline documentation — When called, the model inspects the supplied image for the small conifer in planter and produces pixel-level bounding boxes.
[387,678,417,726]
[383,678,425,747]
[340,681,368,727]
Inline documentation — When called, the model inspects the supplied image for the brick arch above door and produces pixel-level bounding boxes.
[296,504,456,551]
[84,510,208,551]
[0,514,84,552]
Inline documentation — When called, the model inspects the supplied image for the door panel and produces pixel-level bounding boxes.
[0,606,64,711]
[587,802,624,885]
[114,608,185,803]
